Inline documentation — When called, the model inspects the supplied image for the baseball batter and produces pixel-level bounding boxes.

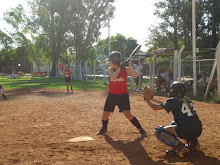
[96,51,147,137]
[0,84,7,100]
[64,64,73,94]
[145,81,202,155]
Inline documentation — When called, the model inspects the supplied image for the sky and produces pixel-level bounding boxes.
[0,0,157,51]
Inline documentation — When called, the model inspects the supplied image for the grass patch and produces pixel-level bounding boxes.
[0,77,108,90]
[0,76,150,91]
[3,77,217,103]
[188,92,219,103]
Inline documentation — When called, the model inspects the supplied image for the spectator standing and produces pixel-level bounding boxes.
[133,60,144,91]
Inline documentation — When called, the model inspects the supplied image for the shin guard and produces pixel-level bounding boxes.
[155,126,182,148]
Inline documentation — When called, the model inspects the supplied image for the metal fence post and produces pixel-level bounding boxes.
[86,58,90,81]
[103,58,107,83]
[79,60,84,80]
[74,61,78,80]
[94,57,98,82]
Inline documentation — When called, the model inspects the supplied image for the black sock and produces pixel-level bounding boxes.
[130,117,143,131]
[67,87,69,90]
[102,119,108,129]
[71,86,73,90]
[189,138,198,144]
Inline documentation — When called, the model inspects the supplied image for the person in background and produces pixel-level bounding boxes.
[64,64,73,94]
[197,72,210,96]
[164,68,173,92]
[209,75,218,96]
[155,68,167,92]
[133,60,144,91]
[0,84,7,100]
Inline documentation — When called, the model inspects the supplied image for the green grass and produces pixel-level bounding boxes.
[2,77,217,103]
[0,77,108,90]
[188,93,219,103]
[0,76,149,90]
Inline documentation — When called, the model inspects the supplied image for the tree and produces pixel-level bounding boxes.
[27,0,116,77]
[0,30,15,72]
[96,33,138,60]
[28,0,73,77]
[147,0,220,51]
[69,0,115,61]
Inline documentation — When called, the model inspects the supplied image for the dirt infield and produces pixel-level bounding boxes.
[0,89,220,165]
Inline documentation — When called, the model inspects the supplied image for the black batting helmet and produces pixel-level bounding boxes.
[107,51,122,63]
[169,81,187,98]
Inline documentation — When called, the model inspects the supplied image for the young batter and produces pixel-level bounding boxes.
[96,51,147,137]
[64,65,73,94]
[145,81,202,155]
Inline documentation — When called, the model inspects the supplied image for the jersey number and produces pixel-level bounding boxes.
[181,103,195,116]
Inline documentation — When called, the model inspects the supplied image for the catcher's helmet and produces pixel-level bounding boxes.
[169,81,187,98]
[107,51,122,63]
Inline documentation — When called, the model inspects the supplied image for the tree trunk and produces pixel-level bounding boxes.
[36,63,43,77]
[49,9,57,77]
[211,1,217,48]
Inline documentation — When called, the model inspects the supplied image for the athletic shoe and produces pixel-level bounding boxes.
[96,128,107,135]
[3,95,7,100]
[185,142,200,151]
[165,144,186,155]
[140,129,147,137]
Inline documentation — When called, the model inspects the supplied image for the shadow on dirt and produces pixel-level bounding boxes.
[3,89,32,100]
[104,134,220,165]
[3,89,109,101]
[3,89,65,100]
[104,134,167,165]
[163,150,220,165]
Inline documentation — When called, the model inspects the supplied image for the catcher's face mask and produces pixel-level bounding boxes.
[169,81,186,98]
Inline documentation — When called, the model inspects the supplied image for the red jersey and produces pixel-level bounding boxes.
[65,68,71,78]
[108,68,128,94]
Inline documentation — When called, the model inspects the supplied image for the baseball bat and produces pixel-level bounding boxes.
[126,44,141,62]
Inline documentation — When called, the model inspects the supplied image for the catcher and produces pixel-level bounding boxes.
[96,51,147,137]
[144,81,202,155]
[0,84,7,100]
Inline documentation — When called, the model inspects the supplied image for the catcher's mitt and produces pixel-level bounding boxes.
[143,85,154,100]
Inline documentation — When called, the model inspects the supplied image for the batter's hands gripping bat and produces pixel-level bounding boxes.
[120,44,141,69]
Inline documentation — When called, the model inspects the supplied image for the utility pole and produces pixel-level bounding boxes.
[192,0,197,96]
[108,0,110,55]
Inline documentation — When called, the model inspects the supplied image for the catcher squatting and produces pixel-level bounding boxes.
[144,82,202,155]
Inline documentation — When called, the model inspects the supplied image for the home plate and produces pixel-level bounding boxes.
[67,136,95,142]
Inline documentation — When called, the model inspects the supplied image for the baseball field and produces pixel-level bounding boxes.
[0,79,220,165]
